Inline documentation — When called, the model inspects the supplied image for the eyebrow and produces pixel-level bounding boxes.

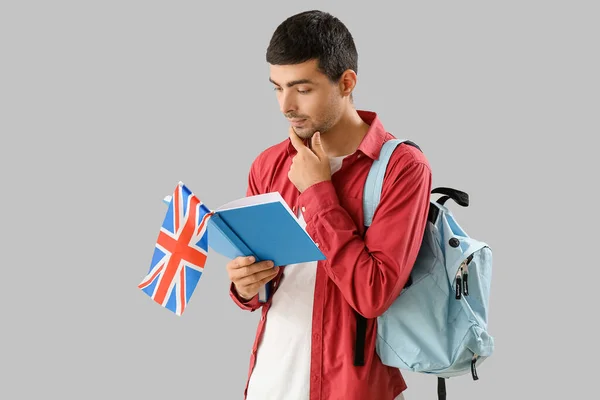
[269,77,316,87]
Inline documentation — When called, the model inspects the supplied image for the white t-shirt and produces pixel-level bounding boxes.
[245,155,347,400]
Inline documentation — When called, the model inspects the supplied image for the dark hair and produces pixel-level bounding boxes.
[266,10,358,83]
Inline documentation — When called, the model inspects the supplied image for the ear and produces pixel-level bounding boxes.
[338,69,357,97]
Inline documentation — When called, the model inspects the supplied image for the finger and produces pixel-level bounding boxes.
[236,266,279,288]
[236,270,279,300]
[241,270,280,295]
[289,127,307,152]
[228,255,256,269]
[311,131,327,160]
[249,270,280,290]
[230,260,275,280]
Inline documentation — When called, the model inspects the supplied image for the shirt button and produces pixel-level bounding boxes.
[315,243,319,248]
[302,206,306,212]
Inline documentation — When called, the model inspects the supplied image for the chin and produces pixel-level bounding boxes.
[292,126,315,139]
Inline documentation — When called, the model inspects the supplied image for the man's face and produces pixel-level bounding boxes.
[269,59,344,139]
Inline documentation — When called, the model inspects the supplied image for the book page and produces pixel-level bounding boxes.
[217,192,296,221]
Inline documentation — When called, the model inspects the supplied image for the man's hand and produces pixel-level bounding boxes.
[226,256,279,301]
[288,127,331,193]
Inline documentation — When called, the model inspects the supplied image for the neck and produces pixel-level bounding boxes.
[320,108,370,157]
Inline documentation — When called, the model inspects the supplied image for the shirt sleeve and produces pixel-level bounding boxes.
[229,282,263,311]
[298,153,432,319]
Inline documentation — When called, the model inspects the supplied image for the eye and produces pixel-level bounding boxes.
[298,89,311,94]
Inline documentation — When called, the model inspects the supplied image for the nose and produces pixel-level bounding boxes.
[279,91,296,115]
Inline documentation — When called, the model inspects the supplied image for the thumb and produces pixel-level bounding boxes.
[311,132,327,159]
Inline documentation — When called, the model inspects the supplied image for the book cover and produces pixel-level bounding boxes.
[207,192,326,267]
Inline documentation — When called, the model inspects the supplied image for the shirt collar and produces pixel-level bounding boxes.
[286,110,387,160]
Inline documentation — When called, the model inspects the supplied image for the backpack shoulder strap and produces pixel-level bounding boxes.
[354,137,419,367]
[363,138,407,227]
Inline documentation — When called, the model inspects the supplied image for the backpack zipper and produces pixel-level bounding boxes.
[455,253,473,299]
[471,354,479,380]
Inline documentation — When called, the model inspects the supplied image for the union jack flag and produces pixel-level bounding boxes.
[139,182,213,316]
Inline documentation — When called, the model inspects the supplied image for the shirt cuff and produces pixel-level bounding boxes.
[229,282,261,311]
[297,179,339,223]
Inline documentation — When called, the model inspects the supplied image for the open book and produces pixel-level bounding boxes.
[207,192,325,267]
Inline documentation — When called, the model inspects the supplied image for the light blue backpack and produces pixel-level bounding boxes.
[357,138,494,400]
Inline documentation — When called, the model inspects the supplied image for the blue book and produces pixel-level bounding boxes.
[206,192,325,267]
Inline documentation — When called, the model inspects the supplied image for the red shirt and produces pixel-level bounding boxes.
[230,110,432,400]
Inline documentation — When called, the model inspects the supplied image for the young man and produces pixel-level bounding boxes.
[225,10,432,400]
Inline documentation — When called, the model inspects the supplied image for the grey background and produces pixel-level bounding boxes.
[1,1,598,399]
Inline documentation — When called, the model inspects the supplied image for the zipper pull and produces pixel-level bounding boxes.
[462,260,469,296]
[471,354,479,380]
[455,267,462,299]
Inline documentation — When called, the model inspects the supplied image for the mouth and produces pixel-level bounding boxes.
[289,119,307,127]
